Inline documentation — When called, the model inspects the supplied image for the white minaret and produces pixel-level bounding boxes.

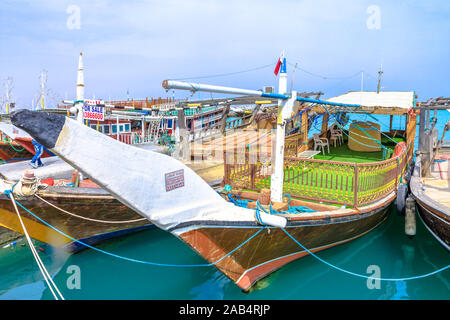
[75,52,85,123]
[76,52,84,100]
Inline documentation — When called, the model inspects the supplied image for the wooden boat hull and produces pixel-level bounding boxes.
[415,199,450,250]
[173,196,392,291]
[0,142,33,162]
[0,186,153,253]
[14,137,54,158]
[410,154,450,251]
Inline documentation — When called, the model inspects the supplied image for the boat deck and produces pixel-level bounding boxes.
[313,136,403,163]
[422,155,450,207]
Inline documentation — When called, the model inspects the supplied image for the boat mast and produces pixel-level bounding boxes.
[38,70,48,110]
[4,77,13,114]
[376,64,383,94]
[271,55,288,202]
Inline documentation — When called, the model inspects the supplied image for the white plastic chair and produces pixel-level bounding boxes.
[330,125,343,146]
[313,133,330,155]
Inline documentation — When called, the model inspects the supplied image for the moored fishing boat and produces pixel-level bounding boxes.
[0,122,54,161]
[410,98,450,250]
[7,58,418,290]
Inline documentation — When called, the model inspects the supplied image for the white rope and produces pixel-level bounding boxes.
[8,192,65,300]
[34,194,147,224]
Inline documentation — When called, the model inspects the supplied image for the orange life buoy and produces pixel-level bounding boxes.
[392,141,406,157]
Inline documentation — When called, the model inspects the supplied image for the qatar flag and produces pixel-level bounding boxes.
[274,52,284,76]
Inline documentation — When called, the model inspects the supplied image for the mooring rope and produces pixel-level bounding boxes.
[281,227,449,282]
[34,194,148,224]
[8,194,448,282]
[4,189,64,300]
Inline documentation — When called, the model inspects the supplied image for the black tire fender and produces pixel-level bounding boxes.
[396,184,408,216]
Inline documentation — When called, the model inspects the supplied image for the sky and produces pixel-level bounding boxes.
[0,0,449,109]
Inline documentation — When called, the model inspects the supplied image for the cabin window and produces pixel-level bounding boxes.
[186,119,192,130]
[90,124,96,130]
[104,125,110,134]
[112,125,117,133]
[167,119,173,129]
[124,123,130,132]
[119,124,124,132]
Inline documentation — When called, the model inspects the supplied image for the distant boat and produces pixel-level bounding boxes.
[0,122,53,162]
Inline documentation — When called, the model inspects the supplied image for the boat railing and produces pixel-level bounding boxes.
[109,132,153,145]
[223,141,413,207]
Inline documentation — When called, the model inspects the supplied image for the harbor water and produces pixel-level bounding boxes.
[0,112,449,300]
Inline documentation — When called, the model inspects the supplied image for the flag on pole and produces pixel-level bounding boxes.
[274,52,284,76]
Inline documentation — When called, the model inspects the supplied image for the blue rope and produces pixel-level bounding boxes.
[281,227,449,281]
[3,157,33,163]
[267,194,316,215]
[9,196,265,268]
[6,192,447,281]
[227,193,254,208]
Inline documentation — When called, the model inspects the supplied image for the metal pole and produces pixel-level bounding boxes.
[271,58,290,203]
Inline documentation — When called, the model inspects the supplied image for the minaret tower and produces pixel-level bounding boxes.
[75,52,84,122]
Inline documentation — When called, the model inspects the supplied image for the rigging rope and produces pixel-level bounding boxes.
[2,137,25,152]
[172,63,275,81]
[287,62,362,80]
[34,194,148,224]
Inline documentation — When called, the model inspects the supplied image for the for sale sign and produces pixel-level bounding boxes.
[83,104,104,121]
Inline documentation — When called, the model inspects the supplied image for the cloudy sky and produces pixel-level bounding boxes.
[0,0,448,108]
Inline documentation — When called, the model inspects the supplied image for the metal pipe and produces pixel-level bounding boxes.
[163,80,362,109]
[162,80,276,97]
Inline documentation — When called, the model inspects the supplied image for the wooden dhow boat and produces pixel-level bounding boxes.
[0,122,54,162]
[9,70,418,290]
[410,98,450,250]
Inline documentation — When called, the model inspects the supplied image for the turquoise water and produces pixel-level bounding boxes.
[0,112,449,300]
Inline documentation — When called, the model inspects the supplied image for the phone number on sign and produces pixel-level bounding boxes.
[83,112,104,120]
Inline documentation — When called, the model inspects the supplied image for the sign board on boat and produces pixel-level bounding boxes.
[83,104,104,121]
[84,99,104,106]
[165,169,185,192]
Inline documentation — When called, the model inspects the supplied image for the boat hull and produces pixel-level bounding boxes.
[415,198,450,250]
[410,155,450,251]
[14,137,54,158]
[0,187,153,253]
[0,142,33,162]
[173,198,391,291]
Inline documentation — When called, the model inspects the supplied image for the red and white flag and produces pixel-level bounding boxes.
[274,52,284,76]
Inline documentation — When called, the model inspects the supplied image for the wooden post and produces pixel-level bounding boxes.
[219,104,231,133]
[354,164,359,207]
[389,115,393,132]
[250,163,256,190]
[321,113,329,133]
[247,104,261,126]
[300,111,308,152]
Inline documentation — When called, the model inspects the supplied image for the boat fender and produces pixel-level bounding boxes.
[258,211,287,228]
[404,197,416,238]
[396,184,408,216]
